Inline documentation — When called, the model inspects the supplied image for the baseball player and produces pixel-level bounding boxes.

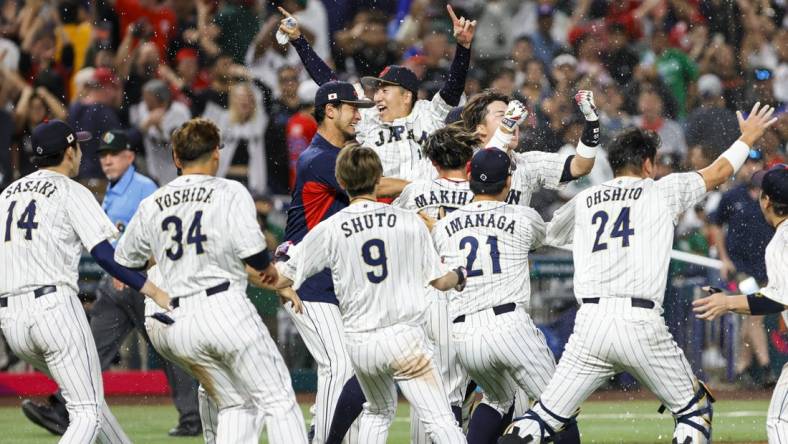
[500,102,778,443]
[0,120,171,443]
[391,124,476,440]
[459,89,599,208]
[692,165,788,442]
[270,144,468,443]
[114,118,307,444]
[431,148,579,443]
[19,129,200,438]
[277,5,475,181]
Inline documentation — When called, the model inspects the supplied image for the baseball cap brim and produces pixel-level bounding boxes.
[361,76,415,93]
[469,178,508,194]
[339,98,376,108]
[96,144,126,153]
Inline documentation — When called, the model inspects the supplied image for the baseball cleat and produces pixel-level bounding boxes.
[21,399,68,436]
[168,420,202,437]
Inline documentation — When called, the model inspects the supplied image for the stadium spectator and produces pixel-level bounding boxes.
[634,88,687,156]
[264,66,304,194]
[685,74,740,158]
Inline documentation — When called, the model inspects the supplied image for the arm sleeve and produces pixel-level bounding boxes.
[91,240,147,291]
[229,184,268,259]
[437,44,471,107]
[286,224,332,290]
[114,207,153,269]
[524,208,547,250]
[291,36,337,86]
[68,184,120,251]
[546,197,576,247]
[242,249,271,271]
[656,172,707,221]
[514,151,571,191]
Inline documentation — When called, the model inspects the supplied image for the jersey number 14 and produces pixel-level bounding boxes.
[4,200,39,241]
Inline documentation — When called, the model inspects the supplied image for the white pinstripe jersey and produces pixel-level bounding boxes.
[0,170,119,296]
[115,175,266,298]
[279,201,444,333]
[760,222,788,323]
[432,200,546,319]
[356,93,452,181]
[392,177,473,219]
[546,173,707,304]
[506,150,569,206]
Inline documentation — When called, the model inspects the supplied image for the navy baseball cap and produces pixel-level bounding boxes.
[314,81,374,108]
[362,65,420,95]
[762,164,788,205]
[97,129,133,153]
[445,106,464,125]
[31,120,91,157]
[469,148,515,194]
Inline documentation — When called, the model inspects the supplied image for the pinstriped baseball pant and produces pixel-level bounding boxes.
[0,289,130,444]
[146,291,307,444]
[346,323,466,444]
[452,306,556,415]
[768,363,788,442]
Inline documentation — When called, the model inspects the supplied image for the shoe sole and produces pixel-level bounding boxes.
[21,401,67,436]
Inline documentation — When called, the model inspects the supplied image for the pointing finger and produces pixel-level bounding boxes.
[277,6,293,18]
[447,4,459,23]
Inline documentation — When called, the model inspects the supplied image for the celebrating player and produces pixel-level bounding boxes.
[500,102,778,444]
[459,90,598,207]
[277,5,475,180]
[431,148,578,443]
[270,145,468,443]
[114,118,308,444]
[392,124,476,441]
[0,120,171,443]
[692,165,788,441]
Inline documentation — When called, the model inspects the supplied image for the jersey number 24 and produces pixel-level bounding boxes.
[591,207,634,253]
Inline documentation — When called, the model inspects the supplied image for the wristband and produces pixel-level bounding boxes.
[487,128,513,151]
[576,141,598,159]
[719,140,751,174]
[580,120,600,147]
[746,292,785,315]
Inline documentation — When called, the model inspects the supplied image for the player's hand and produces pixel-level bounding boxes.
[575,90,599,121]
[453,266,467,292]
[737,102,777,147]
[692,287,730,321]
[277,7,301,42]
[259,263,279,286]
[278,287,303,314]
[719,258,736,281]
[151,288,173,311]
[500,100,528,134]
[274,240,294,261]
[447,5,476,49]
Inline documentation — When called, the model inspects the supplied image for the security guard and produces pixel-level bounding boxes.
[20,130,202,437]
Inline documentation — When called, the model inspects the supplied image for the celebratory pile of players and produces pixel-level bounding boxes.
[1,5,787,444]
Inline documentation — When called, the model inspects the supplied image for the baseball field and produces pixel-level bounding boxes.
[0,397,771,443]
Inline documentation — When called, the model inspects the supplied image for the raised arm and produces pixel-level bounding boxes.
[277,6,336,86]
[698,102,777,190]
[567,90,600,179]
[437,5,476,107]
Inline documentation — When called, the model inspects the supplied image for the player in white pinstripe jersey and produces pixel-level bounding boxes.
[114,118,307,444]
[0,120,172,444]
[692,165,788,442]
[269,145,468,443]
[431,147,580,443]
[392,125,476,441]
[501,103,778,444]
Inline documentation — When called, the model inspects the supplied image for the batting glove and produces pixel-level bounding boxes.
[500,100,528,132]
[575,90,599,121]
[274,240,294,261]
[453,266,468,292]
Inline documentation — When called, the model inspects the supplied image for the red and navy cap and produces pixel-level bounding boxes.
[31,120,91,157]
[469,148,515,194]
[314,81,374,108]
[361,65,420,95]
[762,164,788,205]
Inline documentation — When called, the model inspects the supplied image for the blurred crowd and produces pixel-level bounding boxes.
[0,0,786,383]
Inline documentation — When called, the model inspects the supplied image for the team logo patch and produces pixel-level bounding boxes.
[66,134,75,143]
[328,93,338,100]
[480,173,488,181]
[103,132,115,144]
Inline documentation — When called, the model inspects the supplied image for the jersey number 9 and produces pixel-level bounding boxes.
[361,239,388,283]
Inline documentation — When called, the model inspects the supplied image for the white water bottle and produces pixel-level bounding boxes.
[276,17,297,45]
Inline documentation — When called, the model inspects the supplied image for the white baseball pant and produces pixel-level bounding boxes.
[507,299,710,442]
[768,363,788,442]
[411,295,469,443]
[346,323,466,444]
[285,300,359,443]
[146,290,307,444]
[0,288,130,444]
[453,306,556,414]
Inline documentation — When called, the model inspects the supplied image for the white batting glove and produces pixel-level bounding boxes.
[500,100,528,133]
[575,90,599,121]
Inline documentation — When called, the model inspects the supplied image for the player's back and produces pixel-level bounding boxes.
[567,173,706,303]
[0,170,117,295]
[393,177,473,220]
[292,202,443,333]
[134,175,263,298]
[433,200,545,319]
